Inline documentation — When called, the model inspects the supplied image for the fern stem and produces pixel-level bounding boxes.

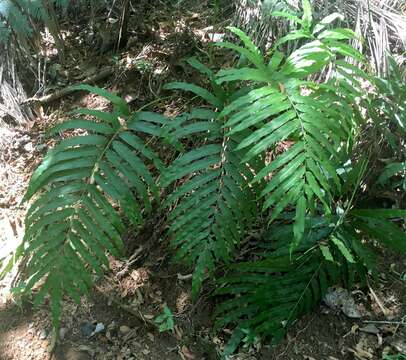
[285,259,322,326]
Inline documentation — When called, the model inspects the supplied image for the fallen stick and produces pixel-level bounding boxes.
[22,67,115,105]
[363,320,406,326]
[367,280,390,317]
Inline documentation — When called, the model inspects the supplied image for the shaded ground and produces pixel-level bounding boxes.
[0,1,405,359]
[0,249,405,360]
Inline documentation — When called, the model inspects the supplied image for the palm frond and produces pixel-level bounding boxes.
[233,0,406,75]
[216,21,363,249]
[18,85,166,328]
[215,215,369,355]
[162,66,258,297]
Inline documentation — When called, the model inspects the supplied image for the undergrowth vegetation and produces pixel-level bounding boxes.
[2,0,405,355]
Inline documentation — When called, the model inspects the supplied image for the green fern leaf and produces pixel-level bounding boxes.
[216,26,366,250]
[215,215,371,351]
[163,108,257,297]
[18,86,166,329]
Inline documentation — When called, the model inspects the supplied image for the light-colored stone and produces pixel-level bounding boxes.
[119,325,131,334]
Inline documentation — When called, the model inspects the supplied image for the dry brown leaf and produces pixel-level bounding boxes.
[174,325,183,340]
[181,345,196,360]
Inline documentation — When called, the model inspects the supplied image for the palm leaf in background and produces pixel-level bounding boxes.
[233,0,406,75]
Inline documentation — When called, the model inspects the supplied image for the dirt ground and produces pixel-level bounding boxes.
[0,248,405,360]
[0,1,405,359]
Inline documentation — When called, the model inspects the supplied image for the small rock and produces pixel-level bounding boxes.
[119,325,131,334]
[81,322,95,337]
[23,143,34,152]
[324,287,362,318]
[39,329,47,340]
[59,327,67,341]
[93,322,105,334]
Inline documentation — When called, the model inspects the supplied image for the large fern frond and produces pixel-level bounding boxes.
[215,23,364,249]
[19,85,166,328]
[161,60,259,297]
[214,214,370,355]
[215,205,406,353]
[215,149,406,353]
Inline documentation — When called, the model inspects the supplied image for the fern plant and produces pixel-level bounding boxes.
[161,57,259,297]
[216,16,363,250]
[8,0,406,353]
[215,155,406,354]
[214,209,405,355]
[15,84,168,329]
[370,55,406,192]
[201,0,405,353]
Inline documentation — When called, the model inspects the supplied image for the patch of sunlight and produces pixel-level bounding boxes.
[0,211,24,303]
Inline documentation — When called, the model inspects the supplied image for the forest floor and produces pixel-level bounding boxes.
[0,1,405,359]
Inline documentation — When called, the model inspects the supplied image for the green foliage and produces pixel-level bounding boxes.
[0,0,32,45]
[0,0,69,54]
[383,355,406,360]
[216,204,406,351]
[161,59,258,298]
[18,85,167,329]
[370,55,406,192]
[377,162,406,191]
[371,55,406,152]
[217,18,362,249]
[155,304,175,332]
[11,0,406,354]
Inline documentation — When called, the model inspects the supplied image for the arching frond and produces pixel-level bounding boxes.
[214,215,370,355]
[216,16,364,250]
[163,113,257,297]
[19,85,167,328]
[162,61,259,297]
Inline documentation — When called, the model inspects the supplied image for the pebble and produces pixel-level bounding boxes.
[59,327,67,341]
[23,143,34,152]
[119,325,131,334]
[39,329,47,340]
[93,322,105,334]
[80,322,94,337]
